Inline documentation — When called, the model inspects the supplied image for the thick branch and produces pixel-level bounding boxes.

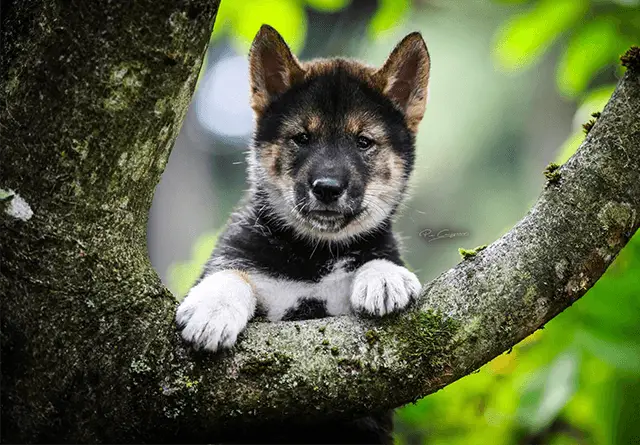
[1,0,639,441]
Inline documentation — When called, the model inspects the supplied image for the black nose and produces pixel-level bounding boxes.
[311,177,347,204]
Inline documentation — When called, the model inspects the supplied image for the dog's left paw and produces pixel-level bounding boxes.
[350,259,421,316]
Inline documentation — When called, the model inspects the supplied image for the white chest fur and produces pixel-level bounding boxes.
[177,258,421,352]
[252,259,355,321]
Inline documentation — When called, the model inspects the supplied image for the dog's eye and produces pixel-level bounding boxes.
[291,132,310,146]
[356,136,374,150]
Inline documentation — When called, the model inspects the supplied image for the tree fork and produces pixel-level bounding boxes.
[1,0,639,442]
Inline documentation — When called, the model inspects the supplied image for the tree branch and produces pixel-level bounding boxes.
[1,0,639,441]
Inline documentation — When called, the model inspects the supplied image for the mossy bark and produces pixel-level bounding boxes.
[1,0,220,442]
[1,2,639,442]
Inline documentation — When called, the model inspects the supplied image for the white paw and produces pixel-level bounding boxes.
[176,270,255,352]
[350,259,421,316]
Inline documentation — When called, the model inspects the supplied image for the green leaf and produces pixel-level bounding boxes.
[557,18,620,97]
[577,330,640,373]
[209,0,235,42]
[493,0,587,71]
[517,351,580,432]
[368,0,410,39]
[230,0,307,54]
[305,0,351,13]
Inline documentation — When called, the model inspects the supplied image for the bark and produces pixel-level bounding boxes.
[1,0,639,442]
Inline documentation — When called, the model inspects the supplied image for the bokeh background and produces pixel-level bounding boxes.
[146,0,640,443]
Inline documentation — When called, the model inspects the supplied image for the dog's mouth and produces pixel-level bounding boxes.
[308,209,343,218]
[295,205,365,232]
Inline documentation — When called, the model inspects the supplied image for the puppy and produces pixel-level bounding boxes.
[176,24,431,443]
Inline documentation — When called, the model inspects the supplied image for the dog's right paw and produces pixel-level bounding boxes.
[176,270,255,352]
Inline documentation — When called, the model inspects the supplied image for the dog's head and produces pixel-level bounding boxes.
[247,25,430,242]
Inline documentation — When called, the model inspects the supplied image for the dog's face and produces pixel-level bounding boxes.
[247,25,430,242]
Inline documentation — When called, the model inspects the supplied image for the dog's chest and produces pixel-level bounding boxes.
[252,259,355,321]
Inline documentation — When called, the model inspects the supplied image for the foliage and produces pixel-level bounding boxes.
[208,0,409,56]
[395,1,640,443]
[492,0,638,98]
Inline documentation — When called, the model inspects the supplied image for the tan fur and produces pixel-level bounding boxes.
[307,113,322,133]
[344,111,389,145]
[249,26,305,115]
[232,270,255,292]
[375,33,430,133]
[261,143,282,177]
[371,148,405,185]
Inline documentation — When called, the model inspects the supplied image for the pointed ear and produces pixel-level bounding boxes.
[375,32,431,133]
[249,25,305,115]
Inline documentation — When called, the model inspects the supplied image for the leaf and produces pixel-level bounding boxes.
[209,0,234,42]
[517,351,580,432]
[557,18,620,97]
[577,329,640,373]
[305,0,351,13]
[368,0,410,39]
[230,0,307,54]
[493,0,587,71]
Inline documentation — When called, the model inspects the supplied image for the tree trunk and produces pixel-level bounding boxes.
[2,0,639,443]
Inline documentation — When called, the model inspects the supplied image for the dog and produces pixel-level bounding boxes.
[176,24,431,443]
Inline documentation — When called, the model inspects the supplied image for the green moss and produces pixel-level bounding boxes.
[337,358,362,372]
[621,46,640,71]
[522,286,537,306]
[365,329,380,346]
[240,352,293,377]
[4,72,19,96]
[102,63,150,112]
[183,377,200,389]
[582,112,601,134]
[330,347,340,356]
[598,201,633,232]
[318,326,326,334]
[383,310,459,377]
[321,339,330,346]
[544,162,561,184]
[130,357,152,374]
[598,202,634,248]
[458,244,487,260]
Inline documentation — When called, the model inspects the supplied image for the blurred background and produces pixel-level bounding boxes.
[146,0,640,443]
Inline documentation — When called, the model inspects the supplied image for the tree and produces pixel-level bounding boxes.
[1,0,639,442]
